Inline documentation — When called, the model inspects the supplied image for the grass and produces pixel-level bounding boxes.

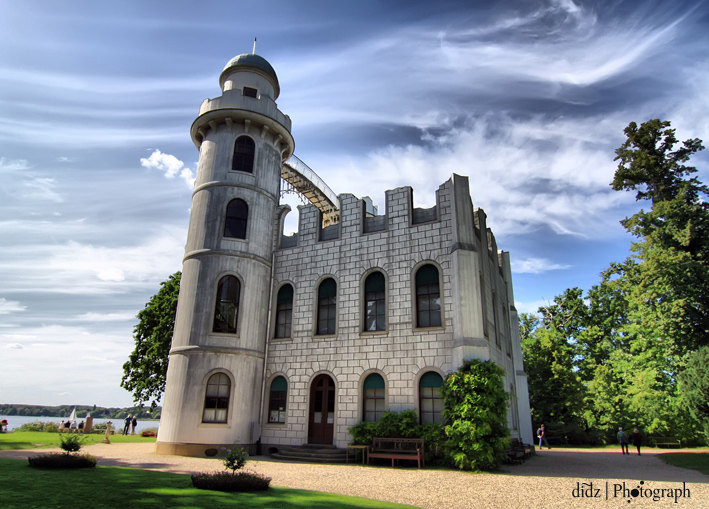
[0,458,417,509]
[658,452,709,476]
[0,431,156,450]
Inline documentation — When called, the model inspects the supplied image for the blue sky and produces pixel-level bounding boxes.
[1,0,708,408]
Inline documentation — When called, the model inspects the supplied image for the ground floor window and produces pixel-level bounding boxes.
[203,373,230,423]
[269,376,288,424]
[419,371,444,424]
[363,373,385,422]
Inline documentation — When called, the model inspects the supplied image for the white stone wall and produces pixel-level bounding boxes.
[262,174,530,449]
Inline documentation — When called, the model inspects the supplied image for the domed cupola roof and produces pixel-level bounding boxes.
[219,53,280,97]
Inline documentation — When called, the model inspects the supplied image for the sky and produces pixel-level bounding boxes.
[1,0,708,408]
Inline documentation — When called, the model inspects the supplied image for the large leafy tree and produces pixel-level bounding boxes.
[679,345,709,441]
[121,271,181,409]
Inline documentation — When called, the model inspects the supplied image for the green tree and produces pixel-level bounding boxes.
[439,359,509,471]
[121,271,181,409]
[678,345,709,443]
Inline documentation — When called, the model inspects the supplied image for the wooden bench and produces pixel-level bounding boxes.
[367,437,424,468]
[506,438,526,464]
[649,436,681,448]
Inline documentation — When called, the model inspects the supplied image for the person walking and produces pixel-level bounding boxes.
[617,427,629,454]
[123,415,132,435]
[631,428,642,455]
[537,424,551,450]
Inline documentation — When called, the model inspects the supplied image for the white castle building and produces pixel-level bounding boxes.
[156,53,533,457]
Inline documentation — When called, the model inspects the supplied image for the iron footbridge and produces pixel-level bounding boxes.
[281,155,339,226]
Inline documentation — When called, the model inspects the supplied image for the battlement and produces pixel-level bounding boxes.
[278,173,506,274]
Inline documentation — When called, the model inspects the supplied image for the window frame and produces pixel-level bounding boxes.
[202,372,231,423]
[415,264,442,328]
[268,376,288,424]
[363,271,386,332]
[232,135,255,173]
[275,284,294,339]
[419,371,444,425]
[212,275,241,334]
[224,198,248,239]
[362,373,386,422]
[316,277,337,336]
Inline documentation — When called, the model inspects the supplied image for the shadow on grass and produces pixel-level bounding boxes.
[0,458,415,508]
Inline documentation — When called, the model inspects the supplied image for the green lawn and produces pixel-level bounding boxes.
[0,431,156,450]
[658,453,709,476]
[0,458,417,509]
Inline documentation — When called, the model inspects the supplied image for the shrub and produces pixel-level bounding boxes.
[141,430,157,437]
[16,420,60,432]
[191,471,271,492]
[59,433,87,454]
[440,359,510,472]
[191,445,271,492]
[28,453,97,469]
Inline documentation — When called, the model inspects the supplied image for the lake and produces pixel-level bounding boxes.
[0,415,159,434]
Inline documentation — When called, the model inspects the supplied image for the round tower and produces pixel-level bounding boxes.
[156,54,294,456]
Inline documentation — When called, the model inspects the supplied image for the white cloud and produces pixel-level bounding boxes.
[141,149,195,187]
[512,258,571,274]
[5,343,25,349]
[0,298,26,315]
[0,157,30,171]
[72,312,136,323]
[23,176,63,203]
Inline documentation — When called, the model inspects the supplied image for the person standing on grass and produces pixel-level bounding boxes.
[123,415,132,435]
[131,416,137,435]
[537,424,551,450]
[618,427,629,454]
[631,428,642,455]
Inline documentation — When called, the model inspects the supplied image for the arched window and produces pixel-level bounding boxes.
[364,272,386,331]
[213,275,240,333]
[275,284,293,338]
[202,372,230,423]
[317,278,337,335]
[232,136,255,173]
[224,199,248,239]
[363,373,385,422]
[268,376,288,424]
[419,372,444,424]
[415,264,441,327]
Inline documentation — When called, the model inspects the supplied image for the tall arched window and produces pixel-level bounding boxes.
[224,198,248,239]
[363,373,385,422]
[419,371,444,424]
[364,272,386,331]
[415,264,441,327]
[232,136,255,173]
[317,278,337,335]
[275,284,293,338]
[268,376,288,424]
[213,275,240,333]
[203,372,230,423]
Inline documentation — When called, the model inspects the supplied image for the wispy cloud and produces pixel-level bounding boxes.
[512,258,571,274]
[0,298,26,315]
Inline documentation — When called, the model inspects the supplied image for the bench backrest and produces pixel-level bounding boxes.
[372,437,424,452]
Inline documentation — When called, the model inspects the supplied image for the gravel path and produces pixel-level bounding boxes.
[2,444,708,508]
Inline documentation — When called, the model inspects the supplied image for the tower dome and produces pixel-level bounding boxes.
[219,53,280,98]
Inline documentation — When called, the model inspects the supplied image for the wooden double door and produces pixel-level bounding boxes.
[308,374,335,444]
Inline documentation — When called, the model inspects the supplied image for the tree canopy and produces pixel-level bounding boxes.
[523,119,708,444]
[120,271,181,409]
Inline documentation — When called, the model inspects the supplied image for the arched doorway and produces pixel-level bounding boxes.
[308,374,335,444]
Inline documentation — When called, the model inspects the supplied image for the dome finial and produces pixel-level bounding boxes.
[252,37,257,54]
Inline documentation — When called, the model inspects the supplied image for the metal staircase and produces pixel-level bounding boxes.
[281,155,339,226]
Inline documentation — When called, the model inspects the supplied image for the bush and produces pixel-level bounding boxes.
[141,429,157,437]
[190,445,271,492]
[191,471,271,492]
[28,453,98,469]
[59,433,87,454]
[440,359,510,472]
[16,420,60,432]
